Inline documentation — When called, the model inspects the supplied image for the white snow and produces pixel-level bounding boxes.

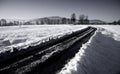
[58,25,120,74]
[0,25,120,74]
[0,25,87,53]
[93,25,120,41]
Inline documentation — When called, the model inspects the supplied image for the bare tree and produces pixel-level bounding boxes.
[78,15,89,24]
[118,20,120,25]
[62,18,67,24]
[71,13,76,24]
[78,15,85,24]
[84,15,89,24]
[0,19,7,26]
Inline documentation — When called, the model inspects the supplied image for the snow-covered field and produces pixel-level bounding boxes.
[0,25,120,74]
[0,25,86,53]
[59,25,120,74]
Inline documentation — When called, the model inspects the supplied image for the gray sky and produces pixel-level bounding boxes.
[0,0,120,22]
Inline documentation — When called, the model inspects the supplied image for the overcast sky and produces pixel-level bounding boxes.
[0,0,120,22]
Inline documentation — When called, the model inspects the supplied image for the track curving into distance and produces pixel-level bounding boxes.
[0,26,97,74]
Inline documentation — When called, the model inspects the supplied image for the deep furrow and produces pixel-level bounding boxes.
[0,27,97,74]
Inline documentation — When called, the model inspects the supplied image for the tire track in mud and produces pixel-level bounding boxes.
[0,26,97,74]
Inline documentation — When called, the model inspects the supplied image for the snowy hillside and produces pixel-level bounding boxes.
[59,25,120,74]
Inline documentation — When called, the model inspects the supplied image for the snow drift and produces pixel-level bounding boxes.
[59,27,120,74]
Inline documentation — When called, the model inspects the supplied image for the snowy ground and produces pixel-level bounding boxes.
[0,25,120,74]
[0,25,87,53]
[59,25,120,74]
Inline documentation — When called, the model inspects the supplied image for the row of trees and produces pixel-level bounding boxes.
[71,13,120,25]
[0,13,120,26]
[71,13,89,24]
[23,13,90,25]
[0,19,23,26]
[110,20,120,25]
[0,13,90,26]
[33,13,89,25]
[34,17,72,25]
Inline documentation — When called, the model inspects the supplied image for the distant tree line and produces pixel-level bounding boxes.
[28,13,90,25]
[109,20,120,25]
[0,13,120,26]
[0,19,24,26]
